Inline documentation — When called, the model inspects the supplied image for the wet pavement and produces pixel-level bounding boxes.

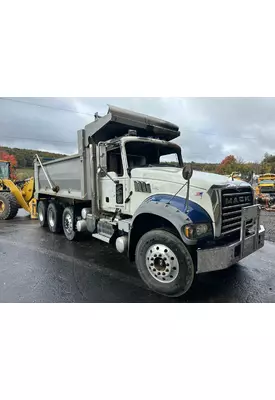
[0,210,275,302]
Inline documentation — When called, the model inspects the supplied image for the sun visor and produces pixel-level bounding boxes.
[84,105,180,144]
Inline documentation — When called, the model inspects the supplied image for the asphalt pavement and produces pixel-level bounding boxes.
[0,210,275,302]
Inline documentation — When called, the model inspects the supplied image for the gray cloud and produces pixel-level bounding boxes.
[0,97,275,162]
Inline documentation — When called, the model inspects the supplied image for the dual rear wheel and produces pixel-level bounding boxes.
[37,201,77,241]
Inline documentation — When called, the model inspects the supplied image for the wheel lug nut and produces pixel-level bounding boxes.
[166,268,169,272]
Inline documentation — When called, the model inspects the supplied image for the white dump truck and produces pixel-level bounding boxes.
[34,105,265,297]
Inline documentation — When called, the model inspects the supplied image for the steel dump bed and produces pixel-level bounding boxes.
[34,153,90,200]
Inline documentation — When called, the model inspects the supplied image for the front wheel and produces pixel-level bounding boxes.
[135,229,195,297]
[0,192,19,220]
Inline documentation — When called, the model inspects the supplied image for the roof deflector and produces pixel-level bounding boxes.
[84,105,180,144]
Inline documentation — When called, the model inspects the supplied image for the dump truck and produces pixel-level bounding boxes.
[256,173,275,207]
[34,105,265,297]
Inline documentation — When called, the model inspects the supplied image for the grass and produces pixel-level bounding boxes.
[16,168,34,180]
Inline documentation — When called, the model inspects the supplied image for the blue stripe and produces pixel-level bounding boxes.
[147,194,212,224]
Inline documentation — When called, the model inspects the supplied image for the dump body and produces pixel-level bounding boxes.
[34,152,91,201]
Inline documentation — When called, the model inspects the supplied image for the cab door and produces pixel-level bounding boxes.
[98,144,130,214]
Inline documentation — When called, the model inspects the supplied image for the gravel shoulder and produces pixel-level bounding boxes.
[260,210,275,242]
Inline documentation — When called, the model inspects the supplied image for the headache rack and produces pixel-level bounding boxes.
[221,187,254,235]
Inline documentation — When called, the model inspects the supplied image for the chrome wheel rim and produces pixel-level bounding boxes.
[38,208,44,222]
[48,209,55,227]
[146,244,179,283]
[64,213,73,234]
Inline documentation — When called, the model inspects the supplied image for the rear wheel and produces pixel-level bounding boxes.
[62,207,77,241]
[47,202,63,233]
[37,201,48,227]
[0,192,19,220]
[135,229,195,297]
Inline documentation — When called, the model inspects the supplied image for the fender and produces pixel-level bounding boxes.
[130,194,212,247]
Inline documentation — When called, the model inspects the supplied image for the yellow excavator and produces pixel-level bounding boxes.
[0,159,37,220]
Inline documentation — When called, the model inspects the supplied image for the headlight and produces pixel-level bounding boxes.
[184,223,212,239]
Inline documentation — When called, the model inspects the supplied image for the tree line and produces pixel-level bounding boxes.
[1,145,275,178]
[193,153,275,175]
[166,153,275,176]
[0,146,67,168]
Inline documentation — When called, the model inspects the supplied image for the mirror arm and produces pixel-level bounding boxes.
[185,179,191,213]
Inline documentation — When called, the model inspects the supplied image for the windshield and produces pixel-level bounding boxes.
[0,162,9,179]
[125,141,182,169]
[261,187,275,194]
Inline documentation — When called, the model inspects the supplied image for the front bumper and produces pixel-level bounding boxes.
[197,205,265,274]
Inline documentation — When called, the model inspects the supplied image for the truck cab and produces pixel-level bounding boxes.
[98,135,183,215]
[0,160,10,180]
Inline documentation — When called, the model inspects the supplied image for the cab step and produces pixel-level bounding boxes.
[92,233,111,243]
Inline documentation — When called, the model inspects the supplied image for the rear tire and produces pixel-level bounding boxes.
[135,229,195,297]
[47,202,63,233]
[0,192,19,220]
[37,201,48,227]
[62,207,77,241]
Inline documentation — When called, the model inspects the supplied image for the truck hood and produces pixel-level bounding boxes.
[131,166,251,191]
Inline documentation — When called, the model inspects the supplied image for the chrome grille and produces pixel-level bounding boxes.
[221,187,254,235]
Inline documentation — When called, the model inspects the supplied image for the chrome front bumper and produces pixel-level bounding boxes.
[197,205,265,274]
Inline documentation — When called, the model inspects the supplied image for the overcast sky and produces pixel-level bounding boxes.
[0,97,275,163]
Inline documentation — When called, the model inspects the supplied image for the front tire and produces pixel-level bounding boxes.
[135,229,195,297]
[0,192,19,220]
[47,202,63,233]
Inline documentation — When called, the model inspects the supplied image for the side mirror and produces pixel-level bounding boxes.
[182,163,193,181]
